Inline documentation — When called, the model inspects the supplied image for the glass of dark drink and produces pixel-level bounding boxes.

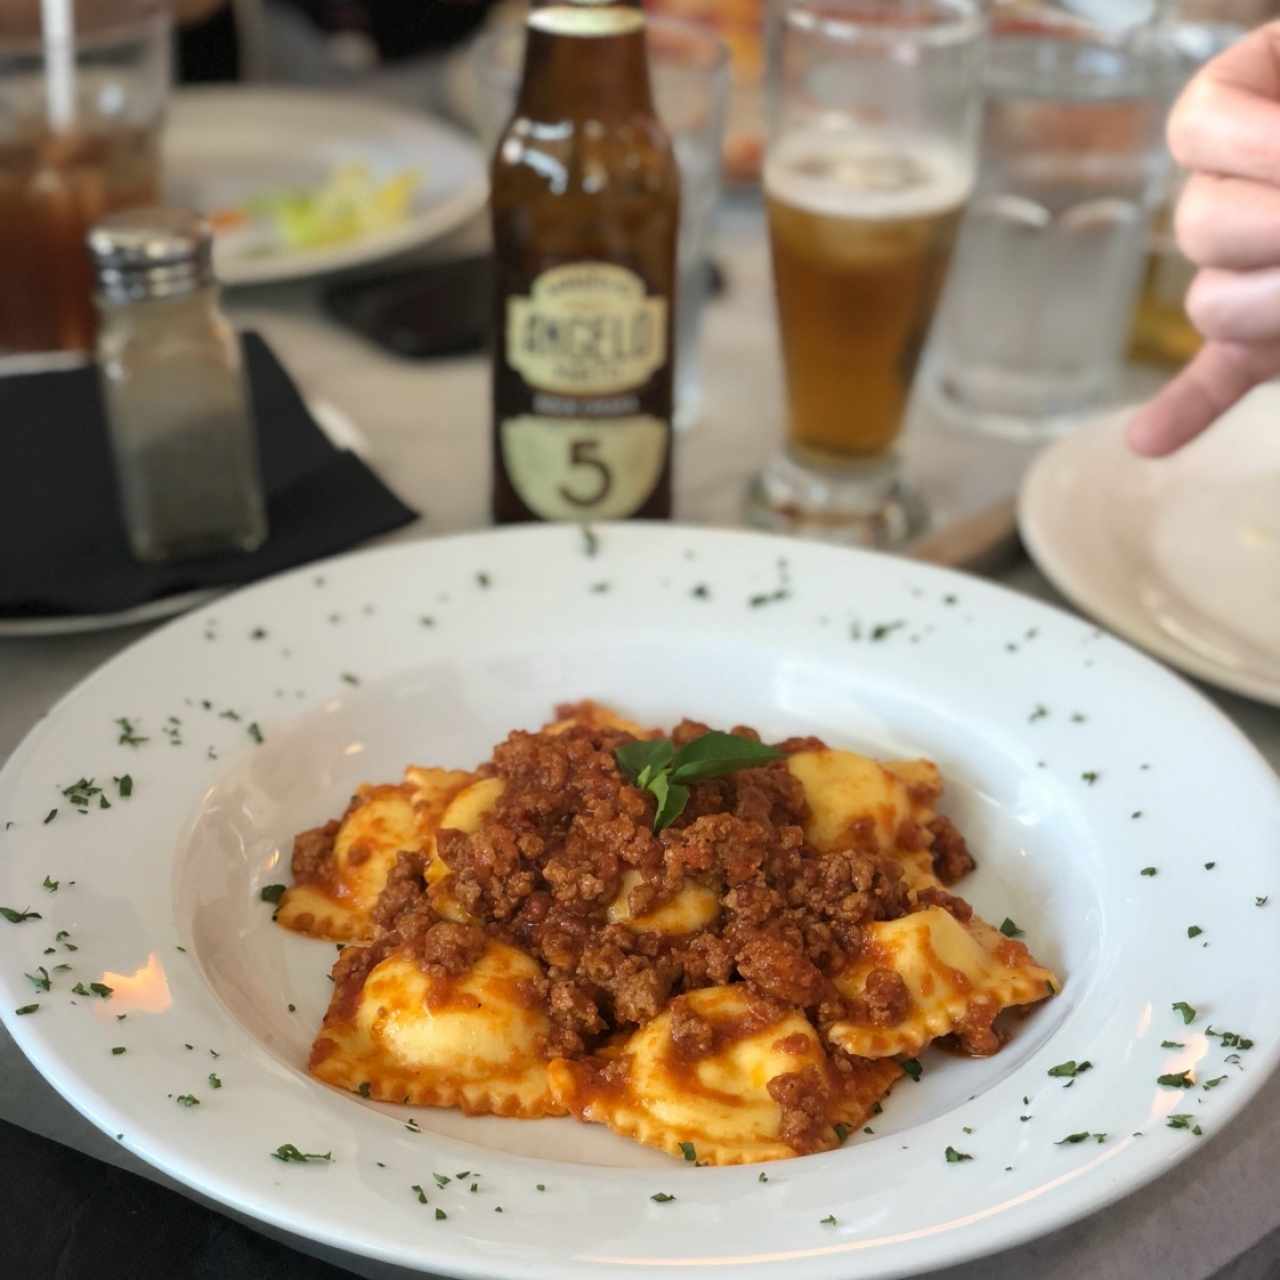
[0,0,169,354]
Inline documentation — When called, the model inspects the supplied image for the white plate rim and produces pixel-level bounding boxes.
[2,523,1278,1280]
[1017,404,1280,708]
[166,86,489,287]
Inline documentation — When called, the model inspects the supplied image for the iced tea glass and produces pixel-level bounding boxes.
[0,0,169,353]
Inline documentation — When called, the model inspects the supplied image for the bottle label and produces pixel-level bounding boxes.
[528,5,646,36]
[506,262,667,396]
[500,414,667,520]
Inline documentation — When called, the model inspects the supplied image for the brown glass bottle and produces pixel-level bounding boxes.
[490,0,680,524]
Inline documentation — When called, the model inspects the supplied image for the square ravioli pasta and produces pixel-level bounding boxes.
[278,702,1060,1164]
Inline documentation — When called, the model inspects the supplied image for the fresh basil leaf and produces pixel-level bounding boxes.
[614,739,673,784]
[668,731,787,783]
[650,773,689,833]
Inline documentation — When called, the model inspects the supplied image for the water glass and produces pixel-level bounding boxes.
[0,0,169,353]
[473,15,730,431]
[923,2,1169,437]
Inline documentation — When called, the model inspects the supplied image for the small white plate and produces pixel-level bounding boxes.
[1,524,1278,1280]
[165,87,488,287]
[1019,388,1280,706]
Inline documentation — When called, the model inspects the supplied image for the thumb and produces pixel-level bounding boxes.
[1127,339,1280,456]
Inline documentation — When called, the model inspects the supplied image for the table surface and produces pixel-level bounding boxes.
[3,190,1278,1280]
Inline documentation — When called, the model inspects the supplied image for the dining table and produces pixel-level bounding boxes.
[2,175,1278,1280]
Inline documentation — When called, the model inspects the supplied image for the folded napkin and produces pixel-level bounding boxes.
[0,334,419,619]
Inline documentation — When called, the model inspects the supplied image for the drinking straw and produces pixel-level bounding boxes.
[41,0,76,132]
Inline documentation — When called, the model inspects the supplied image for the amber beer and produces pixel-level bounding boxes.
[765,132,970,464]
[490,0,680,523]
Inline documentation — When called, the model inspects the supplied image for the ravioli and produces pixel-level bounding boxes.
[549,985,901,1164]
[827,907,1059,1059]
[607,869,721,935]
[276,768,473,941]
[309,939,563,1117]
[545,700,654,738]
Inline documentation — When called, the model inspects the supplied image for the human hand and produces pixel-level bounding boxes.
[1128,22,1280,456]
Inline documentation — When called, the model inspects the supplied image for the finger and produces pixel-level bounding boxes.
[1127,339,1280,456]
[1177,173,1280,270]
[1186,266,1280,343]
[1169,23,1280,184]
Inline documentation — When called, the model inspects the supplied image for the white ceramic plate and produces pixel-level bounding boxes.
[1019,387,1280,707]
[1,525,1277,1280]
[164,88,488,287]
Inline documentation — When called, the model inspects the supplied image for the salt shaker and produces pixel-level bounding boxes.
[89,208,268,562]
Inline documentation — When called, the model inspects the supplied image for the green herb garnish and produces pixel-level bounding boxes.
[435,1208,447,1221]
[432,1172,450,1189]
[260,884,286,904]
[112,1047,126,1055]
[1172,1001,1197,1024]
[944,1146,973,1163]
[999,918,1024,938]
[175,1094,200,1107]
[25,967,50,992]
[15,1003,39,1015]
[1140,867,1158,877]
[679,1141,696,1162]
[1206,1027,1253,1049]
[901,1058,923,1082]
[208,1073,222,1089]
[1187,925,1203,939]
[1056,1132,1107,1145]
[820,1214,838,1225]
[412,1184,428,1204]
[272,1144,331,1163]
[1166,1115,1202,1135]
[114,775,133,798]
[116,717,148,747]
[247,722,264,745]
[1161,1041,1184,1049]
[650,1192,676,1203]
[1,906,42,923]
[1047,1060,1091,1079]
[615,732,786,832]
[1157,1071,1194,1088]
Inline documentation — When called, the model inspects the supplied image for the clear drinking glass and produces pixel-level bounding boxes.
[923,1,1169,437]
[0,0,170,353]
[745,0,982,547]
[474,15,730,431]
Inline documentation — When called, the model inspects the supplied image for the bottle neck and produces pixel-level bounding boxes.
[516,1,655,119]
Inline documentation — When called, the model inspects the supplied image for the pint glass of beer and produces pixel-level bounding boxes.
[747,0,981,545]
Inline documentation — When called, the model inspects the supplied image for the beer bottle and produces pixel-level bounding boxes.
[490,0,680,524]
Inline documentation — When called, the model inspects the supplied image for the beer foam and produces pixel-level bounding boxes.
[764,128,973,222]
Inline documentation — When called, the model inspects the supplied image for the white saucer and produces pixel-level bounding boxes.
[1019,386,1280,706]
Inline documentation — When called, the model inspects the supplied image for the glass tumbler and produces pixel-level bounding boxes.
[474,13,730,431]
[0,0,170,353]
[924,1,1170,437]
[746,0,983,547]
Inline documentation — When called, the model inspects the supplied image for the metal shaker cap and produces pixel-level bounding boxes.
[87,208,215,303]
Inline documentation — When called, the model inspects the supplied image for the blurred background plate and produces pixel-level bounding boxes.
[1019,386,1280,706]
[164,87,488,287]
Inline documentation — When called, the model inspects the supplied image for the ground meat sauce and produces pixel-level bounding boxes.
[291,817,342,886]
[321,716,982,1145]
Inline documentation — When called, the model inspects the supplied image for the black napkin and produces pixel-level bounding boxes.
[0,334,419,619]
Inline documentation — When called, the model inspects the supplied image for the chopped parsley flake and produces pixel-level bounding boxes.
[114,775,133,798]
[650,1192,676,1203]
[340,672,360,686]
[1081,771,1099,785]
[43,809,57,824]
[247,722,264,745]
[870,620,905,642]
[1204,861,1216,870]
[1172,1001,1197,1024]
[435,1208,447,1221]
[833,1123,850,1143]
[41,876,58,892]
[536,1184,545,1192]
[259,884,286,904]
[1056,1132,1107,1145]
[679,1141,696,1162]
[1161,1040,1185,1049]
[405,1119,421,1133]
[1,906,42,924]
[25,967,50,992]
[1256,897,1269,908]
[691,584,711,600]
[272,1145,331,1163]
[208,1073,222,1089]
[357,1082,371,1098]
[758,1172,768,1183]
[999,917,1024,938]
[112,1047,126,1056]
[820,1214,838,1226]
[71,981,112,998]
[580,526,599,557]
[1157,1071,1194,1088]
[15,1004,39,1015]
[1202,1076,1227,1091]
[412,1185,428,1204]
[174,1094,200,1107]
[1140,867,1158,877]
[1028,705,1049,722]
[115,718,148,747]
[1167,1115,1202,1135]
[1131,811,1143,820]
[1047,1060,1091,1079]
[901,1058,923,1082]
[944,1147,973,1163]
[432,1173,450,1189]
[1187,925,1203,939]
[1206,1027,1254,1050]
[476,572,491,589]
